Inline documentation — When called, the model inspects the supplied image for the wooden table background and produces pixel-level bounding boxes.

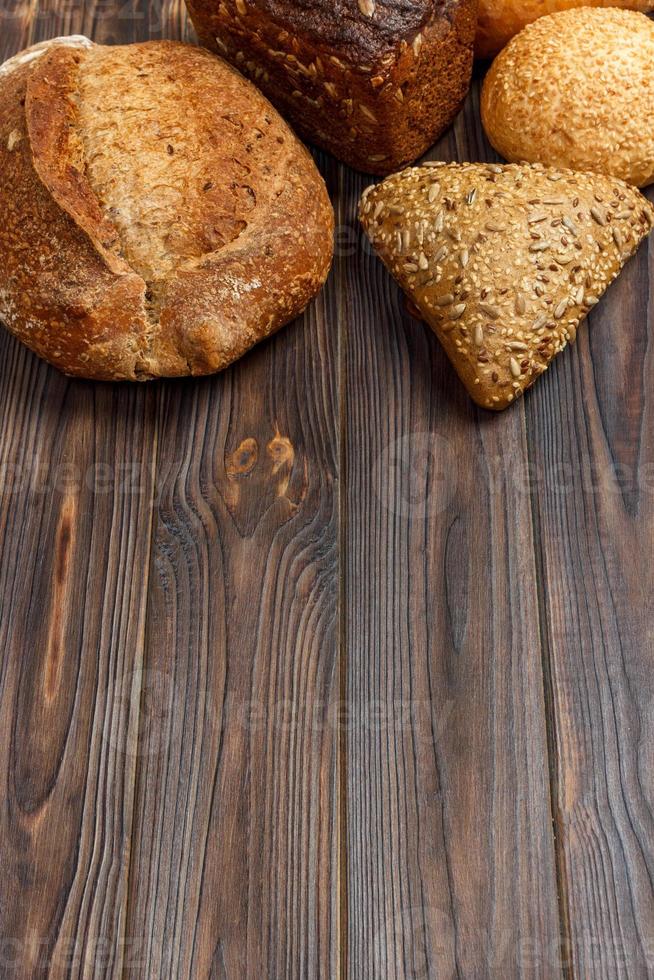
[1,2,654,977]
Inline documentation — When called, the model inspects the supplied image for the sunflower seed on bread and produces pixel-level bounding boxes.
[186,0,477,176]
[359,161,654,410]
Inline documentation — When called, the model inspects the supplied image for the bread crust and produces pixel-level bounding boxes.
[185,0,477,175]
[481,8,654,188]
[0,38,334,380]
[360,162,654,410]
[475,0,654,59]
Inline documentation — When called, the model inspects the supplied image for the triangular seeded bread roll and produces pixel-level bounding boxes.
[359,162,654,409]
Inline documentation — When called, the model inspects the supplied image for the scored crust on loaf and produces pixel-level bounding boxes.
[0,38,334,380]
[186,0,476,175]
[359,162,654,410]
[481,8,654,188]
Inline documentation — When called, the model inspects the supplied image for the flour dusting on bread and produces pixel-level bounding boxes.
[0,36,92,79]
[0,39,334,380]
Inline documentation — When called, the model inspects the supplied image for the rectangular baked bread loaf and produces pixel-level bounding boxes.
[185,0,477,174]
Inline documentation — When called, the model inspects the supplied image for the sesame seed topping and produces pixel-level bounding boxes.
[357,160,654,411]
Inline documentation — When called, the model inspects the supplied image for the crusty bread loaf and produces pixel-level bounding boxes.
[475,0,654,59]
[0,37,334,380]
[185,0,477,176]
[359,162,654,410]
[481,9,654,188]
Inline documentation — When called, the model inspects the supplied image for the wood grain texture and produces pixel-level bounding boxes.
[0,353,158,977]
[526,198,654,979]
[0,7,158,980]
[1,8,654,979]
[342,86,562,979]
[0,9,163,977]
[123,152,341,977]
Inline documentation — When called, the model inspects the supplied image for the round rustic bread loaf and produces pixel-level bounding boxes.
[475,0,654,59]
[0,37,334,380]
[481,9,654,188]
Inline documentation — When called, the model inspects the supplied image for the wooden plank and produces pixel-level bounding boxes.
[0,355,158,978]
[0,3,32,61]
[526,192,654,979]
[0,10,159,979]
[343,86,563,978]
[124,168,341,975]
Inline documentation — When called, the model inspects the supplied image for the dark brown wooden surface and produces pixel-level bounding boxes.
[1,5,653,978]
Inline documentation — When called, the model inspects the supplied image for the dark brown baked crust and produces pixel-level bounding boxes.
[186,0,477,174]
[234,0,434,60]
[0,38,334,380]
